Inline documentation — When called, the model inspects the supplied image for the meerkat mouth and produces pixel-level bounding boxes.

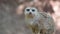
[26,14,35,18]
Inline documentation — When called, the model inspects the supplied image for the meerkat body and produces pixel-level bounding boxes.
[24,7,55,34]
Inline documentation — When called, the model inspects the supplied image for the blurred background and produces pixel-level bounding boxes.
[0,0,60,34]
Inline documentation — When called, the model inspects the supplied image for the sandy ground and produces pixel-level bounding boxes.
[0,2,32,34]
[0,8,32,34]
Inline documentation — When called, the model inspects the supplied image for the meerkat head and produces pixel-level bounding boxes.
[24,7,39,19]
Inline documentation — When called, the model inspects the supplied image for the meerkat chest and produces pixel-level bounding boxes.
[26,18,34,25]
[26,18,39,26]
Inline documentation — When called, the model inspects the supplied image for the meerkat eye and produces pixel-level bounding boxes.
[32,9,35,12]
[26,9,30,12]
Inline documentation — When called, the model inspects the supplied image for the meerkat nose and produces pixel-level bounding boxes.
[29,12,32,14]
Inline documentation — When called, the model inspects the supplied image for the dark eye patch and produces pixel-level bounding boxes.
[32,9,35,12]
[26,9,30,11]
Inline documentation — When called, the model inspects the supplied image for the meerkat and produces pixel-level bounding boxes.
[24,7,55,34]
